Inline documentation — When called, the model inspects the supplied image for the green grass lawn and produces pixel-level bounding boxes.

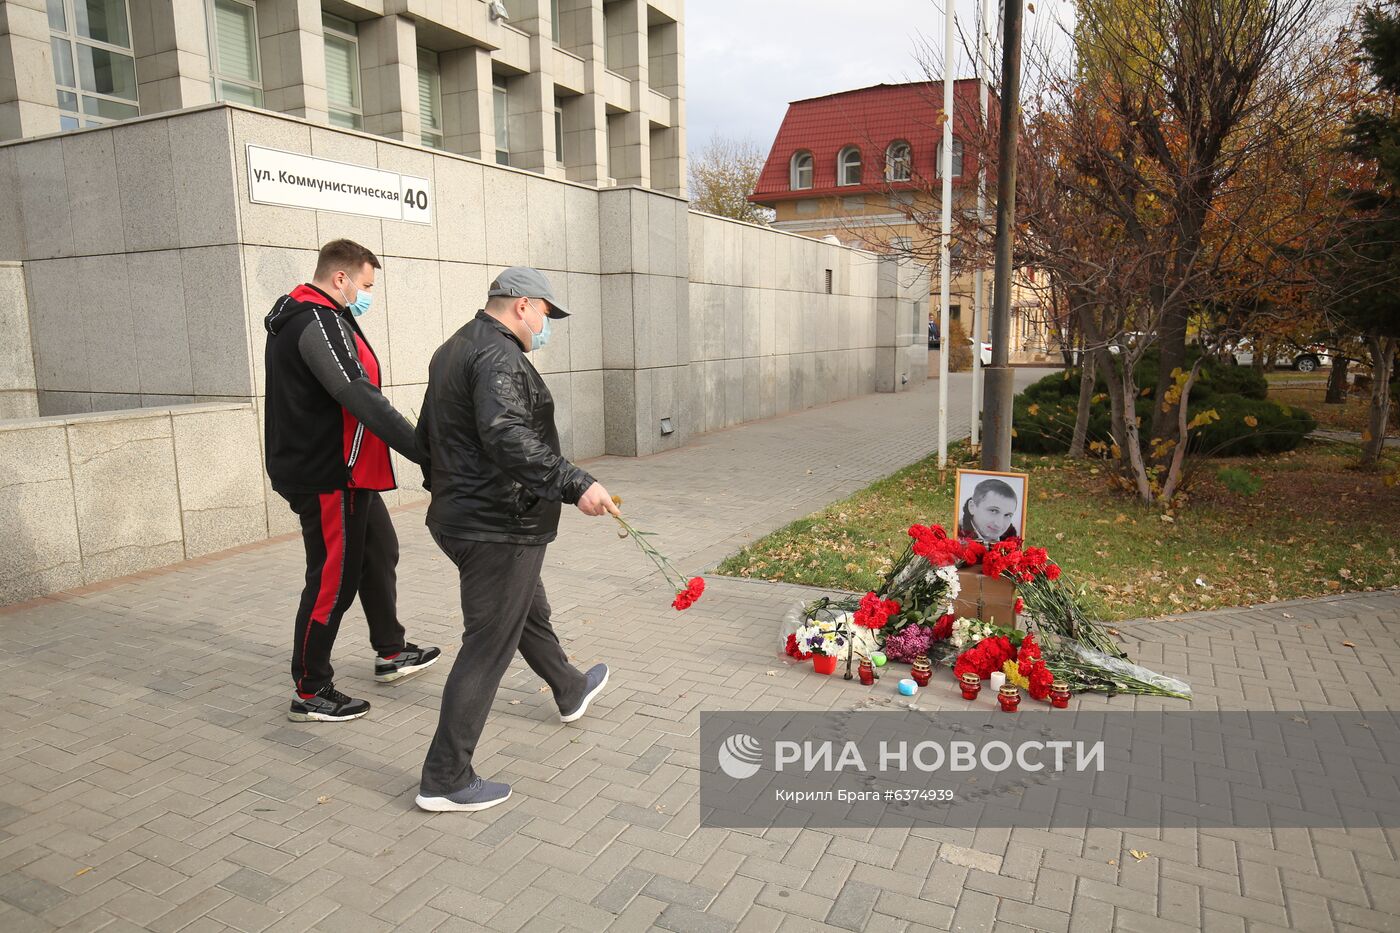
[717,441,1400,621]
[1265,373,1376,435]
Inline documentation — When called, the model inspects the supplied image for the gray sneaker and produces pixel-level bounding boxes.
[288,684,370,722]
[415,776,512,812]
[559,663,609,723]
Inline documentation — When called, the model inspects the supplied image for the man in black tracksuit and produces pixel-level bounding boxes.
[264,239,441,722]
[414,267,616,812]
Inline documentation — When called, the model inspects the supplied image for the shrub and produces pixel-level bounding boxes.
[1018,348,1268,407]
[1012,395,1313,457]
[946,319,972,372]
[1190,397,1317,456]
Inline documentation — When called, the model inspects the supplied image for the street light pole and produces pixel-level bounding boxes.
[936,0,955,470]
[971,0,993,455]
[980,0,1024,471]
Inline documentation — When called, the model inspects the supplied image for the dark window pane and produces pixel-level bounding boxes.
[80,95,138,119]
[56,89,78,111]
[75,0,131,47]
[76,43,137,100]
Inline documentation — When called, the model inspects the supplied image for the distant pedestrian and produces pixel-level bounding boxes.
[263,239,441,723]
[414,267,615,812]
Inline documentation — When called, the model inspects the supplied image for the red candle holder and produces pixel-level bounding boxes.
[910,655,933,688]
[1049,680,1071,709]
[813,654,838,675]
[959,672,982,700]
[858,659,876,686]
[998,684,1021,712]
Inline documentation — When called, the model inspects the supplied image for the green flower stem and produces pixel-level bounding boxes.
[612,514,688,592]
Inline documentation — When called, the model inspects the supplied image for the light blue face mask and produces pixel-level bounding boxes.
[527,300,551,351]
[339,282,373,317]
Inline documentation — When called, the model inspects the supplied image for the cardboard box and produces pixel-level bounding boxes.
[952,568,1019,628]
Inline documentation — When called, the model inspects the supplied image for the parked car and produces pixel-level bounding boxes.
[1224,339,1329,373]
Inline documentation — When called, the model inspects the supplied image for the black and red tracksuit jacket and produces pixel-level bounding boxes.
[263,284,422,495]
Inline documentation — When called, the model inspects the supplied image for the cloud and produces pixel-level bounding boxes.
[685,0,1074,156]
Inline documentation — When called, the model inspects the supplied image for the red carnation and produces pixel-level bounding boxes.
[1014,597,1024,614]
[962,541,986,564]
[1045,563,1062,580]
[931,613,955,640]
[687,577,705,597]
[785,632,812,661]
[1027,664,1055,701]
[672,592,693,610]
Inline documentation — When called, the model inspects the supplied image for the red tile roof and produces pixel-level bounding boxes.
[749,80,994,204]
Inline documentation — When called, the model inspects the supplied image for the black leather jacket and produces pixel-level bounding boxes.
[418,311,595,545]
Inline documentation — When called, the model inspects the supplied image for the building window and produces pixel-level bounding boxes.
[493,74,510,165]
[550,0,561,43]
[936,138,964,178]
[824,269,833,294]
[47,0,139,130]
[418,47,443,148]
[323,13,362,129]
[553,98,565,163]
[207,0,262,106]
[886,140,911,181]
[795,199,818,215]
[789,150,812,190]
[837,146,861,186]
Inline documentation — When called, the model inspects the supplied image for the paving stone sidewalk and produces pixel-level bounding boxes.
[3,370,1399,933]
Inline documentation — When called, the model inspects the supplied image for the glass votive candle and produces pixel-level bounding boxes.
[959,672,982,700]
[1049,680,1071,709]
[998,683,1021,712]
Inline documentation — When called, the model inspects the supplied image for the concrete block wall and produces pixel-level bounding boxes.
[0,403,265,605]
[686,212,925,437]
[0,262,38,418]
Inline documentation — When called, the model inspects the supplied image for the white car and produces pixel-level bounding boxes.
[1225,340,1329,373]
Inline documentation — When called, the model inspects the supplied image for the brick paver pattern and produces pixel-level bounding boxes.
[2,369,1397,932]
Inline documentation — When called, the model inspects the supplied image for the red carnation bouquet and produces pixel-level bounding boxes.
[610,498,705,611]
[853,592,901,630]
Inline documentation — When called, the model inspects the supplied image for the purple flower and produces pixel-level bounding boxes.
[882,625,934,663]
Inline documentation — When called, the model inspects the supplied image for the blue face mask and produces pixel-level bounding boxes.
[527,301,551,351]
[339,282,373,317]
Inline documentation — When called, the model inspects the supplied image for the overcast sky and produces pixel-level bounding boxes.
[684,0,1075,160]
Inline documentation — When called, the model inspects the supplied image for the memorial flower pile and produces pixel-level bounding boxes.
[791,519,1191,699]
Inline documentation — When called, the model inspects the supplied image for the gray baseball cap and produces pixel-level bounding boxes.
[487,266,569,318]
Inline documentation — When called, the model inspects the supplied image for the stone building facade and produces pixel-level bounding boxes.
[0,104,929,603]
[0,0,686,192]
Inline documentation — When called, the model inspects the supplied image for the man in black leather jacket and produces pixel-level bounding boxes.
[414,267,618,812]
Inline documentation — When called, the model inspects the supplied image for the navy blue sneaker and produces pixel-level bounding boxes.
[559,663,609,723]
[375,643,441,683]
[415,776,512,812]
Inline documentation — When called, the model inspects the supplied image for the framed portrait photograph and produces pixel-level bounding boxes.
[954,469,1029,545]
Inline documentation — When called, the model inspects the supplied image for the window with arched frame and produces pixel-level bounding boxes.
[838,145,862,185]
[885,141,912,181]
[790,150,813,189]
[936,138,964,177]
